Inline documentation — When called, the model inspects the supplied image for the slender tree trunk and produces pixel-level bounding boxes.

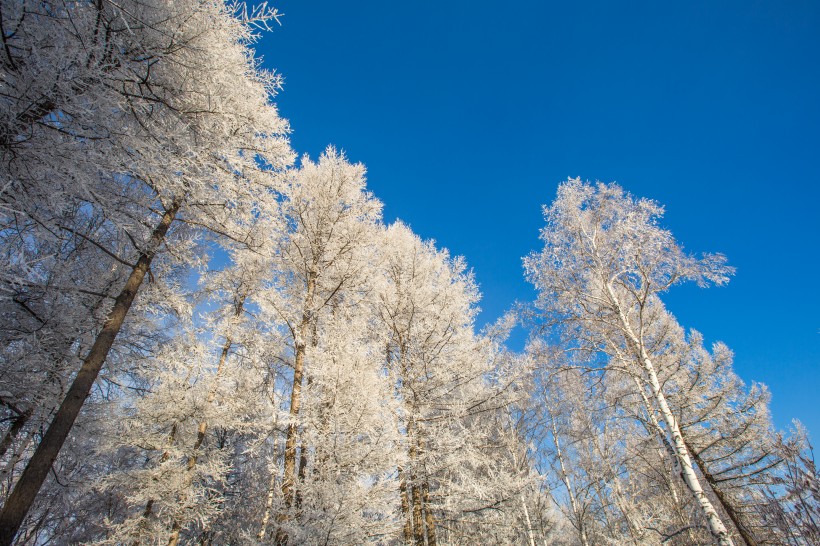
[296,438,308,509]
[0,199,180,546]
[592,478,620,537]
[411,477,424,546]
[407,424,425,546]
[394,344,415,545]
[604,280,734,546]
[398,465,414,544]
[685,439,758,546]
[642,357,734,546]
[258,392,280,544]
[277,269,317,544]
[258,470,278,542]
[422,479,437,546]
[522,497,536,546]
[631,377,679,474]
[282,270,315,507]
[587,413,642,543]
[605,470,642,543]
[549,416,590,546]
[633,379,698,541]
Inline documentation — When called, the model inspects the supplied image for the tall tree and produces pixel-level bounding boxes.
[0,0,291,540]
[524,179,736,545]
[261,147,383,544]
[375,222,528,544]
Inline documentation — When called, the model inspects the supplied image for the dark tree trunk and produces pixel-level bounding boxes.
[0,200,180,546]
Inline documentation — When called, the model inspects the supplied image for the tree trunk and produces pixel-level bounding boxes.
[587,412,642,544]
[549,416,590,546]
[0,199,180,546]
[422,479,437,546]
[258,395,280,544]
[642,357,734,546]
[411,477,424,546]
[522,497,536,546]
[258,470,278,542]
[132,423,178,546]
[277,269,317,544]
[685,439,758,546]
[407,425,425,546]
[633,377,701,542]
[398,465,414,544]
[604,279,734,546]
[296,438,308,509]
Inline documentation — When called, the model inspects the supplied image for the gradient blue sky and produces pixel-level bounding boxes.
[255,1,819,438]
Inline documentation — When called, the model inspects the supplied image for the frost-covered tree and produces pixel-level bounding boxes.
[281,297,401,544]
[95,235,284,545]
[524,179,736,545]
[257,147,384,544]
[374,222,530,544]
[0,0,291,540]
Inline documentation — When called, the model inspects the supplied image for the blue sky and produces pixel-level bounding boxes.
[255,1,819,438]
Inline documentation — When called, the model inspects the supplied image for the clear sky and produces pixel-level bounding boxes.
[255,1,819,439]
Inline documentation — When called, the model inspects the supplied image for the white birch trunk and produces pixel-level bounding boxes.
[258,388,280,544]
[521,497,536,546]
[550,416,590,546]
[643,355,734,546]
[258,470,278,542]
[605,281,734,546]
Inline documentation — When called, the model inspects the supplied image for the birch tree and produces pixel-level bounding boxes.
[524,179,736,545]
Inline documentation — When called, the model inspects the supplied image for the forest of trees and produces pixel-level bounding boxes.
[0,0,818,544]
